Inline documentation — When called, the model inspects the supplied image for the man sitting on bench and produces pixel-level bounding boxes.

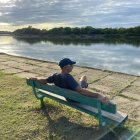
[30,58,109,104]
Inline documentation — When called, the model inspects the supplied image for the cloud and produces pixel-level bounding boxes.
[0,0,140,28]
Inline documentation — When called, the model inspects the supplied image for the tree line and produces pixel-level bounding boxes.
[13,25,140,37]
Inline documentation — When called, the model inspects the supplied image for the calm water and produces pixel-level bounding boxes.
[0,36,140,76]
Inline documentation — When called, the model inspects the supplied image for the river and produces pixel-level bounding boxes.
[0,35,140,76]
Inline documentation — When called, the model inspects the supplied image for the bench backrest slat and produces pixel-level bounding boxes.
[27,79,116,114]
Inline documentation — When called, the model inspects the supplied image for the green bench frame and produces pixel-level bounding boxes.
[26,79,128,128]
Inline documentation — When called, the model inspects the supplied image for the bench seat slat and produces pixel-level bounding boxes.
[38,89,128,125]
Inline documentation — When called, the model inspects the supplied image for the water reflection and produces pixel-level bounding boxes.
[14,36,140,47]
[0,36,17,45]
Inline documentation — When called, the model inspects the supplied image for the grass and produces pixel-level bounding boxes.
[0,72,140,140]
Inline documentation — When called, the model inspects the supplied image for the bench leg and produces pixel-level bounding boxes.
[40,97,45,109]
[97,101,106,127]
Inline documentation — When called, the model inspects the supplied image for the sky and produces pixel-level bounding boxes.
[0,0,140,31]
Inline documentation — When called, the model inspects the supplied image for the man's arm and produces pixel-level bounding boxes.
[76,86,109,104]
[29,78,47,84]
[29,73,56,84]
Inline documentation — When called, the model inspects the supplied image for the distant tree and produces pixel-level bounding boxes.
[13,26,41,35]
[71,27,81,35]
[63,27,72,34]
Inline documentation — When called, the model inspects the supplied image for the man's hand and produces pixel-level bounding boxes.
[28,77,47,84]
[29,77,38,81]
[98,96,110,104]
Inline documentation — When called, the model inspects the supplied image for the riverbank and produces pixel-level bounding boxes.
[0,53,140,139]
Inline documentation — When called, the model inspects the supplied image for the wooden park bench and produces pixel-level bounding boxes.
[26,78,128,128]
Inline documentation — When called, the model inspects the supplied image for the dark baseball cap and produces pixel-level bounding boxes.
[58,58,76,68]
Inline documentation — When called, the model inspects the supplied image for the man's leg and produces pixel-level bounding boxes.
[79,75,88,88]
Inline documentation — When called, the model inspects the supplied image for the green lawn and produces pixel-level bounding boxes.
[0,72,139,140]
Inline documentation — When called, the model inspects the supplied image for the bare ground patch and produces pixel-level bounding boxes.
[120,85,140,100]
[113,96,140,121]
[89,73,137,97]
